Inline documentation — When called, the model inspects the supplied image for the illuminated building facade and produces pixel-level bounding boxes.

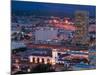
[29,48,58,65]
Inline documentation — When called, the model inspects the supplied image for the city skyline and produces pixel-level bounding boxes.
[11,1,96,74]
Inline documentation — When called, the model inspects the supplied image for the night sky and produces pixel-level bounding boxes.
[12,1,96,17]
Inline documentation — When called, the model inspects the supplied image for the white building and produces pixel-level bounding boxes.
[29,48,58,65]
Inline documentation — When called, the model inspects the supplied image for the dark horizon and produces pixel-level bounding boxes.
[12,1,96,17]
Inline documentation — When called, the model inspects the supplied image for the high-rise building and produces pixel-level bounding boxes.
[73,11,89,45]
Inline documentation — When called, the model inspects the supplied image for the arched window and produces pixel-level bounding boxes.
[47,59,50,64]
[33,57,35,63]
[37,58,40,63]
[42,58,44,63]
